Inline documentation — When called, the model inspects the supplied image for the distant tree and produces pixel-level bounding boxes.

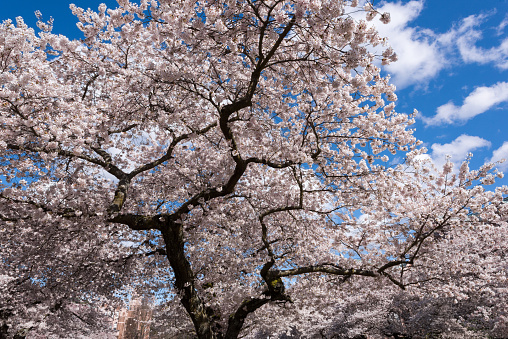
[0,0,506,338]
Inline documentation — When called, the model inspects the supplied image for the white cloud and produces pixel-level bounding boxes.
[430,134,491,168]
[490,141,508,172]
[445,14,508,70]
[423,82,508,125]
[362,3,508,90]
[497,15,508,35]
[373,1,446,89]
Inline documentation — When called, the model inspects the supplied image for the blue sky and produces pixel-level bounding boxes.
[369,0,508,188]
[2,0,508,187]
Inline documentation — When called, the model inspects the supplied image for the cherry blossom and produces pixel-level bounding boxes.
[0,1,506,338]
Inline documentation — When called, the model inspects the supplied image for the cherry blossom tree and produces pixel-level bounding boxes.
[0,0,506,338]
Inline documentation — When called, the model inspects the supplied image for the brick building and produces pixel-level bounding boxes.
[116,297,153,339]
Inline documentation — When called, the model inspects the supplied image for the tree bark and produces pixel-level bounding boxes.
[161,221,217,339]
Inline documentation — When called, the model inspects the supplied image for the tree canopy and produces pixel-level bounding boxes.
[0,0,507,338]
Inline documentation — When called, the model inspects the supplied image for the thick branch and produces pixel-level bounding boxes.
[225,297,270,338]
[225,259,289,338]
[377,259,413,273]
[273,264,378,279]
[161,221,215,338]
[108,214,162,231]
[270,262,411,290]
[246,157,295,168]
[107,178,131,214]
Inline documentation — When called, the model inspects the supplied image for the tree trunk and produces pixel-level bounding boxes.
[162,221,217,339]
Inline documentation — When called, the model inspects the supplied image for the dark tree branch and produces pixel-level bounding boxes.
[6,143,108,170]
[81,73,99,101]
[245,157,295,168]
[107,178,131,214]
[108,214,163,231]
[225,297,270,338]
[272,264,377,279]
[129,122,217,178]
[161,221,216,338]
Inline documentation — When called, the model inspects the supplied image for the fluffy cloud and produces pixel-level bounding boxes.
[373,1,446,89]
[490,141,508,172]
[429,134,491,168]
[366,3,507,90]
[423,82,508,125]
[450,14,508,70]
